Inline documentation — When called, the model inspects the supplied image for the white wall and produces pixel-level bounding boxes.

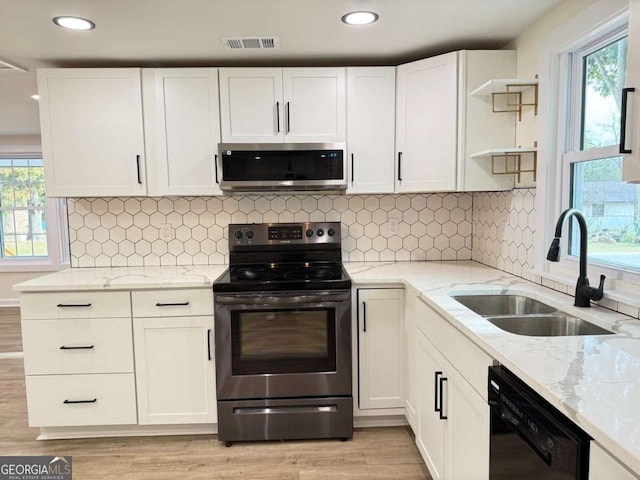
[0,271,50,306]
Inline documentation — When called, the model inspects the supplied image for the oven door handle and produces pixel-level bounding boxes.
[215,291,350,305]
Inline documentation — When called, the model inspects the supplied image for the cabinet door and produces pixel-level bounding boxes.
[37,68,146,197]
[357,288,404,410]
[145,68,223,196]
[623,0,640,182]
[396,53,458,192]
[134,315,216,425]
[416,329,446,480]
[445,367,490,480]
[219,68,283,143]
[403,291,418,430]
[346,67,396,194]
[283,68,346,143]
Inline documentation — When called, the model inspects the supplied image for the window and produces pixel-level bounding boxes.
[562,27,640,272]
[0,157,48,258]
[0,150,68,270]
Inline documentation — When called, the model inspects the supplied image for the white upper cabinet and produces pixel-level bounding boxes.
[219,68,284,143]
[219,67,346,143]
[37,68,147,197]
[346,67,396,194]
[144,68,223,196]
[395,50,517,193]
[623,0,640,183]
[396,53,458,193]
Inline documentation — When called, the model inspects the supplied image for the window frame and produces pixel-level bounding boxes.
[0,144,68,272]
[535,0,640,303]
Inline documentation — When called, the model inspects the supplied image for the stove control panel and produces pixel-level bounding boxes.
[229,222,341,247]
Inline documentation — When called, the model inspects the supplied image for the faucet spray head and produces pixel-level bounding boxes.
[547,237,561,262]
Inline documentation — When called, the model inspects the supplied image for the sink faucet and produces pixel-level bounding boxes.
[546,208,605,307]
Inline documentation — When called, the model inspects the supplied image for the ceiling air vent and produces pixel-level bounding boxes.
[222,36,280,50]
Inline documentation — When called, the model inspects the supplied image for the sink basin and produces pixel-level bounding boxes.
[451,294,558,316]
[485,314,614,337]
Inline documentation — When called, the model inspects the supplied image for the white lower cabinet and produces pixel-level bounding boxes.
[20,291,137,428]
[404,291,419,430]
[414,298,491,480]
[357,288,405,410]
[589,442,640,480]
[132,289,216,425]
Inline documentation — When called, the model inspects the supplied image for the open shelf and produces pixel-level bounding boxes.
[471,147,537,183]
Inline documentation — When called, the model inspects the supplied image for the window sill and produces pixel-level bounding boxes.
[0,261,69,274]
[533,269,640,312]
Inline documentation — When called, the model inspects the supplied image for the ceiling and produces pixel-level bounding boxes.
[0,0,562,136]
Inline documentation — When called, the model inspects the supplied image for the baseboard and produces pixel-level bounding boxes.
[0,299,19,307]
[353,415,407,428]
[37,423,218,440]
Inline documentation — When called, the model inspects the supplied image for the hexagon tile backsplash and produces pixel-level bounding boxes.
[471,189,536,281]
[67,193,473,268]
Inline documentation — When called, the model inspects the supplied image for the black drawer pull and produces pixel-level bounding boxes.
[434,371,442,413]
[438,376,448,420]
[155,302,190,307]
[57,303,92,308]
[63,398,97,404]
[362,301,367,332]
[207,329,212,361]
[60,345,94,350]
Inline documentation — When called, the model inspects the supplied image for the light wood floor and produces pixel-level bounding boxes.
[0,308,430,479]
[0,307,22,353]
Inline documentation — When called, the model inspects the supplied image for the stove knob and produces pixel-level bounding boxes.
[327,228,336,237]
[234,230,243,240]
[306,229,314,238]
[245,230,254,239]
[316,228,324,237]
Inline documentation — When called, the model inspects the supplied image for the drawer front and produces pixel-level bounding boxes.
[132,289,213,317]
[416,298,492,399]
[20,291,131,320]
[25,373,137,427]
[22,318,134,375]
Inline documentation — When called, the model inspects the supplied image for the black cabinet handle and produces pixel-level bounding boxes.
[362,301,367,332]
[60,345,94,350]
[434,371,442,413]
[351,153,354,183]
[207,329,212,361]
[155,302,190,307]
[620,87,635,154]
[286,101,291,133]
[276,101,281,133]
[214,154,219,184]
[397,152,402,181]
[57,303,92,308]
[439,376,448,420]
[63,398,97,404]
[136,155,142,184]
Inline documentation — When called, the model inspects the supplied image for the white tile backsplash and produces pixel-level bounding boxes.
[67,193,473,268]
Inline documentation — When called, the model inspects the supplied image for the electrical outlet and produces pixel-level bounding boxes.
[389,218,399,235]
[159,224,173,241]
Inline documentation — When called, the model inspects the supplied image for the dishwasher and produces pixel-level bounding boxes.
[488,366,591,479]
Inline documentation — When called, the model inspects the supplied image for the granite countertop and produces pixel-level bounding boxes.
[13,260,640,473]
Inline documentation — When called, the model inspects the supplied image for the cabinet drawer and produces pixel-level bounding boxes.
[132,289,213,317]
[22,318,134,375]
[25,373,137,427]
[20,291,131,320]
[416,298,492,399]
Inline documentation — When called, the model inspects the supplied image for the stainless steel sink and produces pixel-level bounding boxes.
[451,294,557,316]
[485,314,613,337]
[450,293,614,337]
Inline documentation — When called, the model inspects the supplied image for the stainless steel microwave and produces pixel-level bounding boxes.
[217,143,346,192]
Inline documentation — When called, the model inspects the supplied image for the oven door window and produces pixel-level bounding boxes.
[231,308,336,375]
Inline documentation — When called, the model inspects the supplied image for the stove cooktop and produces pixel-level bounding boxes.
[212,262,351,292]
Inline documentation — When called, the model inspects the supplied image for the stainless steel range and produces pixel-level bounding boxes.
[213,222,353,445]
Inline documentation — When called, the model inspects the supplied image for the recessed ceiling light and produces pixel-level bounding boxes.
[341,11,379,25]
[30,94,40,101]
[53,16,96,31]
